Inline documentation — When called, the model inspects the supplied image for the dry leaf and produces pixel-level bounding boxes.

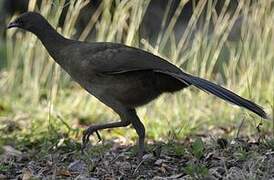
[57,168,72,177]
[22,168,33,180]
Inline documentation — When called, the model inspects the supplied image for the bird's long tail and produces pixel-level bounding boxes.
[156,70,269,119]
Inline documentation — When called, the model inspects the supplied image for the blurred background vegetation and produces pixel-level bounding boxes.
[0,0,273,149]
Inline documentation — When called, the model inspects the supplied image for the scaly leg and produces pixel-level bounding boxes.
[81,108,146,161]
[82,119,131,150]
[129,109,146,161]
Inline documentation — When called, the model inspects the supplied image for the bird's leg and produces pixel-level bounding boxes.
[81,107,145,162]
[131,118,145,161]
[95,130,102,142]
[82,120,131,151]
[128,109,146,161]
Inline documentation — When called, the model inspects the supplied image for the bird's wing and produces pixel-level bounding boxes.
[85,43,182,74]
[79,43,269,119]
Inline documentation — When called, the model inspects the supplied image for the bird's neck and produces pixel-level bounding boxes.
[32,22,72,65]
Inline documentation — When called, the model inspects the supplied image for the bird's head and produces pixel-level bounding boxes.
[7,12,47,33]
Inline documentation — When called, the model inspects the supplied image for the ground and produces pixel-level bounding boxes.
[1,128,274,179]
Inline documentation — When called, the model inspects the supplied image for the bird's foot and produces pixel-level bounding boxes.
[81,126,102,152]
[137,150,144,163]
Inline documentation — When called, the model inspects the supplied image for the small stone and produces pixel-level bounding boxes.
[154,159,164,166]
[143,153,153,160]
[68,160,87,173]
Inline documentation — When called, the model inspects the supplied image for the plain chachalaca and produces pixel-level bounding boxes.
[7,12,269,160]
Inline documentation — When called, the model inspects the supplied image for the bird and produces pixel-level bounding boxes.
[7,12,269,160]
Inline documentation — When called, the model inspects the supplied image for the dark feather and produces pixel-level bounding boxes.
[156,70,269,119]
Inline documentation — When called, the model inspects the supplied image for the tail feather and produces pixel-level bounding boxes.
[156,70,269,119]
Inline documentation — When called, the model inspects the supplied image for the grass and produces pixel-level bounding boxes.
[0,0,273,168]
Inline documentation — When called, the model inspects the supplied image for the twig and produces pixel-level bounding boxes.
[133,158,146,175]
[236,118,245,138]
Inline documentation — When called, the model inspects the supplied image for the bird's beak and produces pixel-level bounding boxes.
[7,21,19,29]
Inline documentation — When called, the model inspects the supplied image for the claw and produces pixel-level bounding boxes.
[95,130,102,142]
[81,127,102,152]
